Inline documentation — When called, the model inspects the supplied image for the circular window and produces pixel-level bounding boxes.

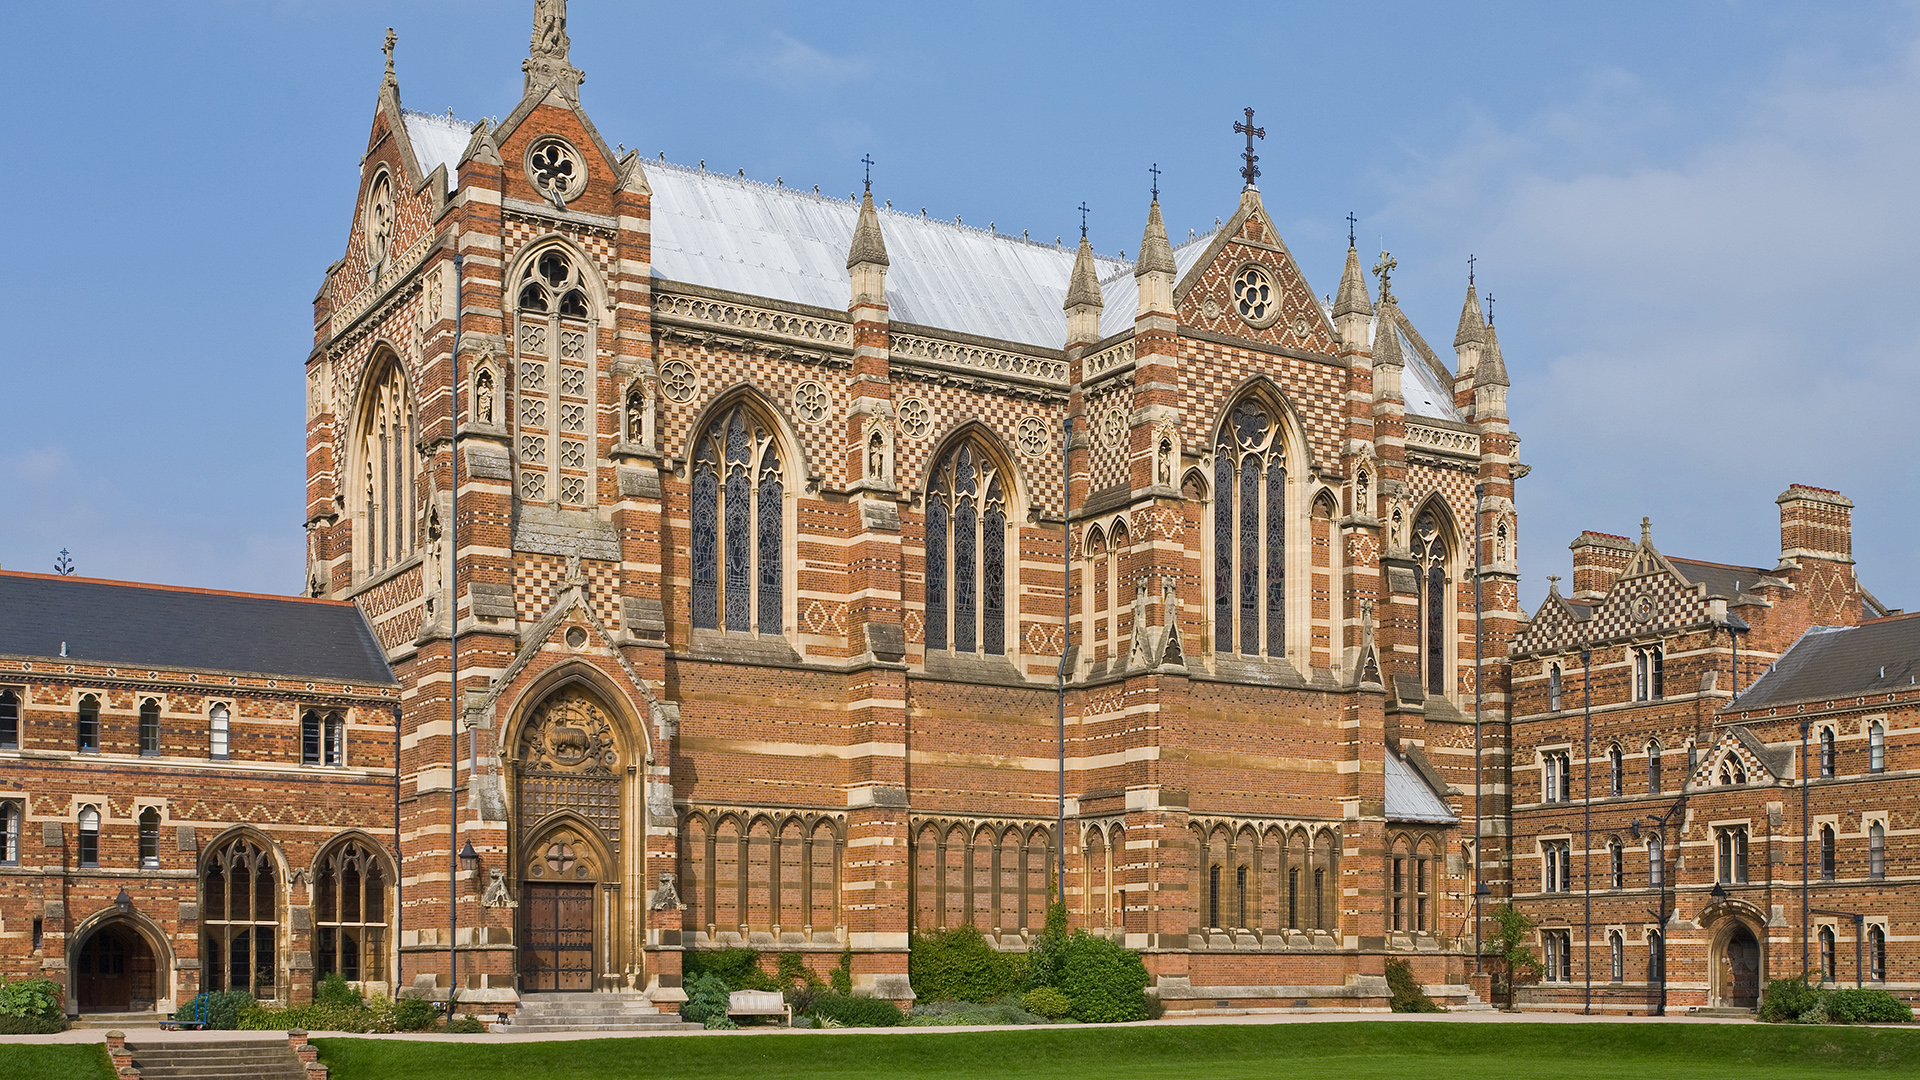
[525,137,587,205]
[1232,265,1277,327]
[564,626,588,649]
[364,168,394,267]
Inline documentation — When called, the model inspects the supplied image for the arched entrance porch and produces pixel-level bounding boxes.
[1705,907,1765,1010]
[72,917,164,1012]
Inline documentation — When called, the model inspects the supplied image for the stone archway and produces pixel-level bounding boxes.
[1708,912,1765,1009]
[73,919,160,1012]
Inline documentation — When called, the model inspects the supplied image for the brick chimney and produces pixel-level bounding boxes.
[1778,484,1853,566]
[1568,531,1636,601]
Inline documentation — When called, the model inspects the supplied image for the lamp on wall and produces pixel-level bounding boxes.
[458,841,480,876]
[114,887,133,913]
[1710,882,1728,903]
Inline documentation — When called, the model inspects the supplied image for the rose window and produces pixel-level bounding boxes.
[1232,266,1276,325]
[526,138,585,205]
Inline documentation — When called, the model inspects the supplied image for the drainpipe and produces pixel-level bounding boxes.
[1581,646,1592,1014]
[448,251,464,997]
[1056,416,1071,904]
[1472,484,1484,971]
[1800,720,1810,979]
[393,701,403,984]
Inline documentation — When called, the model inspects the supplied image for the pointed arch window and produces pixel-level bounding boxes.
[1647,740,1663,795]
[139,807,161,869]
[1609,930,1625,982]
[314,839,389,985]
[78,805,100,867]
[1548,663,1562,712]
[925,437,1009,656]
[1870,925,1886,982]
[1413,512,1449,695]
[1869,820,1885,879]
[515,247,597,508]
[209,704,230,760]
[355,360,419,578]
[1213,399,1286,656]
[139,698,160,756]
[1608,839,1624,889]
[1869,721,1885,773]
[202,836,279,998]
[1820,824,1836,880]
[690,404,784,635]
[78,694,99,753]
[0,688,17,750]
[1647,834,1664,889]
[1820,726,1836,777]
[1608,743,1624,796]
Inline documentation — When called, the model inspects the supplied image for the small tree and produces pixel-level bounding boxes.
[1482,903,1541,1011]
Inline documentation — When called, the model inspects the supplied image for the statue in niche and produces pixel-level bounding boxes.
[1157,437,1173,488]
[626,386,644,444]
[868,431,885,481]
[1356,469,1370,515]
[476,369,495,424]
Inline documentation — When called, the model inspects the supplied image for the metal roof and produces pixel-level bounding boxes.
[0,572,396,685]
[1097,232,1219,339]
[647,162,1130,348]
[402,111,471,190]
[1385,750,1457,824]
[1730,615,1920,711]
[1368,315,1462,421]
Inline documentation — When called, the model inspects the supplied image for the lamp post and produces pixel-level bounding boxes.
[1800,720,1811,980]
[1633,805,1679,1016]
[1811,908,1867,988]
[1472,484,1485,972]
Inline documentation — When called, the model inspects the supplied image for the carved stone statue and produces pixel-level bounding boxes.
[626,388,643,444]
[868,432,885,480]
[1157,439,1173,488]
[476,370,494,424]
[531,0,569,59]
[649,872,683,911]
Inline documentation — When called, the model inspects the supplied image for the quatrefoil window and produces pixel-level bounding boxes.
[1232,265,1277,327]
[526,137,586,205]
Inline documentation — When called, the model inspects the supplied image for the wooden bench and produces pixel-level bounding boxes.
[726,990,791,1025]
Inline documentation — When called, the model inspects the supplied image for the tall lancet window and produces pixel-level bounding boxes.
[515,247,596,508]
[1413,511,1449,696]
[1213,399,1285,656]
[925,438,1009,655]
[356,360,417,580]
[690,404,783,634]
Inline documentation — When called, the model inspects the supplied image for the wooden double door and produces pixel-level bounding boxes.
[520,883,595,992]
[76,925,157,1011]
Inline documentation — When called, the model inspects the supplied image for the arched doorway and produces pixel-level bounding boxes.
[1718,923,1762,1009]
[75,923,157,1012]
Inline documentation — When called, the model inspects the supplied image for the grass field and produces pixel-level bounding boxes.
[309,1022,1920,1080]
[0,1043,112,1080]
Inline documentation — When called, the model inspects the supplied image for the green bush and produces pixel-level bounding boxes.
[313,973,362,1007]
[1052,931,1149,1023]
[0,976,65,1021]
[906,997,1048,1026]
[1761,978,1825,1023]
[830,945,854,995]
[392,997,437,1032]
[0,1014,67,1034]
[800,991,904,1028]
[1826,988,1913,1024]
[776,951,821,988]
[1021,986,1073,1020]
[908,924,1027,1003]
[1025,901,1071,991]
[444,1014,486,1033]
[1386,959,1444,1013]
[237,995,408,1034]
[190,990,256,1031]
[684,948,780,992]
[703,1014,739,1030]
[680,973,732,1025]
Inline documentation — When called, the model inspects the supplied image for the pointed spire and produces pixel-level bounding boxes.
[1065,235,1103,312]
[1474,320,1508,388]
[1372,307,1403,367]
[1136,199,1175,278]
[1641,517,1653,547]
[524,0,584,101]
[1454,278,1485,348]
[847,189,889,269]
[1333,244,1374,319]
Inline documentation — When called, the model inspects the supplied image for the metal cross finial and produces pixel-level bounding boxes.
[1468,253,1477,289]
[383,27,396,76]
[1484,292,1495,326]
[1372,250,1397,304]
[1149,163,1161,201]
[1346,212,1357,248]
[1078,202,1090,239]
[860,154,874,193]
[1233,107,1265,187]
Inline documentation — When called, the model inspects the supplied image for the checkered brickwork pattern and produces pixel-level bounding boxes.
[513,552,626,630]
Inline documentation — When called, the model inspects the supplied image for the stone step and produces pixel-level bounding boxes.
[73,1013,163,1029]
[511,1021,702,1033]
[1688,1006,1757,1019]
[128,1040,307,1080]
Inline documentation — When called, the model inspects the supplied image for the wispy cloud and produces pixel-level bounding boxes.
[742,32,869,91]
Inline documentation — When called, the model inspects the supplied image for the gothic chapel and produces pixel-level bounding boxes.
[297,1,1521,1011]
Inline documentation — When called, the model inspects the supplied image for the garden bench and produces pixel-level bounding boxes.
[727,990,791,1025]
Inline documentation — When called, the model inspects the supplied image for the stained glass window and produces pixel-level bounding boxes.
[689,404,784,634]
[1413,512,1448,696]
[924,437,1009,656]
[357,361,417,580]
[1213,398,1286,658]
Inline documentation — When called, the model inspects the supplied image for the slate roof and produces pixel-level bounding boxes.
[1385,750,1457,824]
[0,572,395,685]
[1731,614,1920,711]
[1669,557,1766,600]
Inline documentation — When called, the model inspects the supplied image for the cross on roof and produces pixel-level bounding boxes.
[1234,107,1265,187]
[861,154,874,192]
[1078,202,1090,239]
[1484,292,1495,325]
[1468,253,1477,289]
[1373,250,1397,304]
[1149,163,1161,201]
[1346,212,1357,247]
[382,27,396,76]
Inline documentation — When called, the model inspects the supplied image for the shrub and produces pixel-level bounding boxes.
[1761,978,1824,1023]
[776,951,821,988]
[1026,901,1071,991]
[194,990,256,1031]
[1826,988,1913,1024]
[680,973,732,1025]
[830,945,854,995]
[0,976,65,1022]
[0,1015,67,1034]
[1052,931,1149,1024]
[1021,986,1073,1020]
[703,1014,739,1030]
[313,973,362,1007]
[906,998,1048,1026]
[801,991,904,1028]
[684,948,779,992]
[392,997,437,1032]
[908,924,1026,1003]
[1385,959,1444,1013]
[444,1014,486,1033]
[237,994,408,1034]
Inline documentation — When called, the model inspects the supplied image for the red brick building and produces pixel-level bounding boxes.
[1506,487,1915,1013]
[290,1,1520,1014]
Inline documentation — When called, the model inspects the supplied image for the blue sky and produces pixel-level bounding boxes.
[3,1,1918,612]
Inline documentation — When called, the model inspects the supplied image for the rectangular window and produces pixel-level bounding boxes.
[1414,858,1429,932]
[0,802,18,864]
[1648,839,1664,889]
[1717,827,1749,884]
[1543,841,1571,893]
[32,918,43,953]
[1648,932,1664,982]
[1544,930,1572,981]
[1391,856,1406,931]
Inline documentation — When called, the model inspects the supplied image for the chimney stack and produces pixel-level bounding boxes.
[1568,531,1636,601]
[1777,485,1853,566]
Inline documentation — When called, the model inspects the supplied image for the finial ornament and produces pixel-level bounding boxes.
[1484,292,1495,326]
[383,27,397,78]
[861,154,874,192]
[1641,517,1652,546]
[531,0,569,60]
[1547,574,1561,592]
[1346,211,1357,248]
[1372,250,1397,304]
[1468,253,1476,289]
[1149,163,1161,201]
[1233,107,1265,187]
[1077,202,1090,240]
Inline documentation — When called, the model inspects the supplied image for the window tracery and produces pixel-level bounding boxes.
[690,404,784,634]
[515,247,596,508]
[1213,399,1286,657]
[925,437,1009,656]
[1412,511,1449,695]
[355,360,418,578]
[313,839,389,985]
[202,836,278,997]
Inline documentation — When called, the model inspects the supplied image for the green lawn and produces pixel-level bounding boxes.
[314,1022,1920,1080]
[0,1044,112,1080]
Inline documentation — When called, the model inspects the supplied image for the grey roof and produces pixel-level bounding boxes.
[0,572,395,685]
[1371,314,1462,421]
[1732,616,1920,711]
[1098,232,1216,338]
[1385,750,1457,824]
[647,162,1130,348]
[1669,558,1765,600]
[403,110,471,190]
